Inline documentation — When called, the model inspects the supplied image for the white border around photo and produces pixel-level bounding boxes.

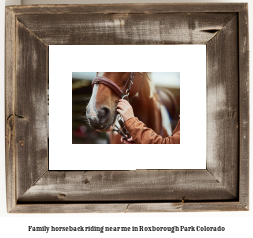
[49,45,206,170]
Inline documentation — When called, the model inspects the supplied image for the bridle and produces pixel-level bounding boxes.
[91,72,144,140]
[92,72,143,100]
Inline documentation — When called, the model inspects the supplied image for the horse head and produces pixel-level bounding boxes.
[86,72,144,131]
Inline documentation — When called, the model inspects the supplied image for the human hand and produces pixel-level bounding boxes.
[117,99,134,122]
[121,136,135,144]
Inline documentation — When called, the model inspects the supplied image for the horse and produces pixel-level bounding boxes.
[86,72,177,144]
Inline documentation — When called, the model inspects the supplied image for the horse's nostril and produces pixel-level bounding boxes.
[98,106,111,124]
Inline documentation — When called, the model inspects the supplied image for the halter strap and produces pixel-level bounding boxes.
[92,76,124,98]
[122,72,135,97]
[92,73,135,99]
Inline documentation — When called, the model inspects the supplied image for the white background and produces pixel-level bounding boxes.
[0,0,252,237]
[49,45,206,170]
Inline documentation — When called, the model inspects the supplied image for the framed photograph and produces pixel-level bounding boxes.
[49,45,205,170]
[5,3,249,212]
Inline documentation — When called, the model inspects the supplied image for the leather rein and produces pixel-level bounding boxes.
[92,72,144,140]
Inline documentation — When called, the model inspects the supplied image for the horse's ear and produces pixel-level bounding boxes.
[96,72,105,77]
[146,72,151,81]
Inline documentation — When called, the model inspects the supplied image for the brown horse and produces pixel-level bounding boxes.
[86,72,177,144]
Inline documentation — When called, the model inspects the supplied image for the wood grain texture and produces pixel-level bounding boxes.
[238,4,249,208]
[15,20,48,200]
[206,16,239,198]
[16,13,235,45]
[5,3,249,213]
[5,7,17,212]
[18,170,236,202]
[10,202,247,213]
[7,3,246,15]
[126,202,248,212]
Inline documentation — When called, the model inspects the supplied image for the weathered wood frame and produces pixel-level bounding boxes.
[5,4,249,213]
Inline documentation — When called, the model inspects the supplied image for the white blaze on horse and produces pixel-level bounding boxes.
[86,72,177,144]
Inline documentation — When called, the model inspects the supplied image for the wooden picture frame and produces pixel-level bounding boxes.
[5,3,249,213]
